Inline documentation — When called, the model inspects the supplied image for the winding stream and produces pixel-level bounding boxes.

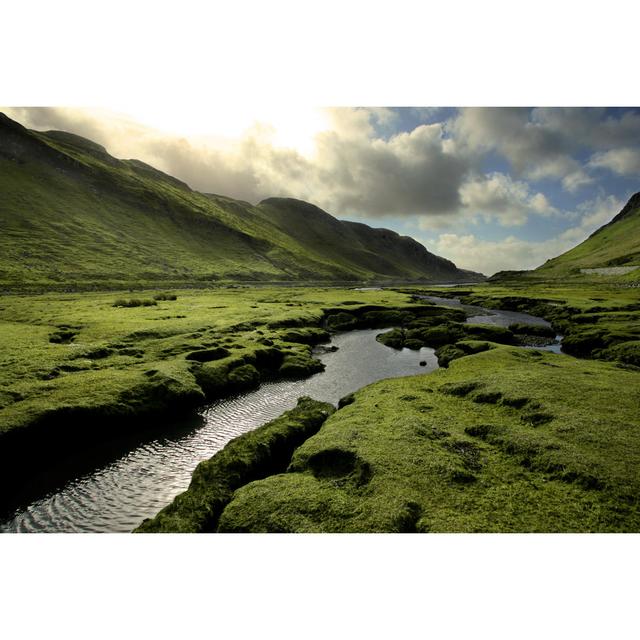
[1,299,561,533]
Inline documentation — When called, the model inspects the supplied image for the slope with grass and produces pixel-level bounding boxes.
[0,112,481,288]
[492,192,640,283]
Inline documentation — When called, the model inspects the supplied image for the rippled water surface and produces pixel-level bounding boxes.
[2,329,437,533]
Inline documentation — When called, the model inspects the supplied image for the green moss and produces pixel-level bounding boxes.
[279,349,325,378]
[601,341,640,367]
[113,298,157,308]
[420,283,640,366]
[407,324,466,347]
[0,286,424,440]
[215,346,640,532]
[434,344,466,367]
[280,327,330,345]
[325,312,358,331]
[464,324,516,344]
[376,328,405,349]
[185,347,231,362]
[227,364,260,389]
[135,397,335,532]
[508,322,556,338]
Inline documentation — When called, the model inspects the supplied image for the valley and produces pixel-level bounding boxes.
[1,110,639,533]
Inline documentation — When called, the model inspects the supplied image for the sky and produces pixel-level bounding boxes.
[5,106,640,276]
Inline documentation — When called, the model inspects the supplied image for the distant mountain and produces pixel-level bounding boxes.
[491,192,640,283]
[0,112,483,289]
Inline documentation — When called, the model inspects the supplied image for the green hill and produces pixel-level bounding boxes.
[536,192,640,279]
[492,192,640,283]
[0,112,481,289]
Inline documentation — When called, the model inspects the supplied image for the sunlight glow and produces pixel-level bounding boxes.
[111,105,331,156]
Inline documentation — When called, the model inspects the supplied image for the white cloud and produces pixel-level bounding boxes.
[4,106,472,219]
[459,172,557,226]
[421,194,624,275]
[557,194,624,242]
[3,106,635,273]
[428,233,574,275]
[588,148,640,176]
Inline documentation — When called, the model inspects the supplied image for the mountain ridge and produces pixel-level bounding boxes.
[0,112,484,289]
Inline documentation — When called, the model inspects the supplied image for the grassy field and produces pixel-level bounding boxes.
[418,283,640,366]
[2,280,638,532]
[0,285,450,454]
[216,346,640,532]
[126,281,640,533]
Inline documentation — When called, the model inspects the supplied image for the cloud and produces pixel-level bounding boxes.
[4,106,474,218]
[311,122,471,217]
[588,147,640,176]
[450,107,640,192]
[417,171,557,232]
[429,233,567,276]
[557,194,624,242]
[459,172,557,226]
[422,194,624,275]
[2,106,635,273]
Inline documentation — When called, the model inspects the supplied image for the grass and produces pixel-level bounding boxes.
[2,277,639,532]
[417,283,640,365]
[0,286,434,443]
[127,281,640,533]
[216,346,640,532]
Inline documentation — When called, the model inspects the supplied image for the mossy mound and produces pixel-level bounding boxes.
[185,347,231,362]
[214,347,640,532]
[280,327,330,345]
[377,319,514,352]
[135,397,335,532]
[508,323,556,338]
[601,340,640,367]
[438,284,640,366]
[324,304,464,333]
[435,340,495,367]
[278,348,325,378]
[464,323,516,344]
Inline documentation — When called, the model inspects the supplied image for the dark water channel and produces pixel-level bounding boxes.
[1,299,561,533]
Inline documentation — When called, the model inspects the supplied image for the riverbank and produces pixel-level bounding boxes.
[3,328,438,532]
[216,346,640,532]
[4,282,639,532]
[138,338,640,532]
[0,286,458,518]
[138,282,640,532]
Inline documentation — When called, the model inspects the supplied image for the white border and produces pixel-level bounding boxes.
[2,1,639,637]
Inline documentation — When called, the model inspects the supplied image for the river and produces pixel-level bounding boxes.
[1,299,561,533]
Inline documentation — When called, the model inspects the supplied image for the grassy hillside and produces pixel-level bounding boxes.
[537,192,640,277]
[254,198,463,281]
[0,112,480,289]
[492,192,640,284]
